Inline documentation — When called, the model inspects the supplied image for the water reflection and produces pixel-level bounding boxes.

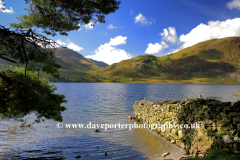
[0,83,239,159]
[1,135,145,159]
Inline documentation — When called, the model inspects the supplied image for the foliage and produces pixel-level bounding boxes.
[10,0,121,36]
[0,0,120,121]
[0,25,65,121]
[184,149,240,160]
[0,68,67,121]
[0,25,61,78]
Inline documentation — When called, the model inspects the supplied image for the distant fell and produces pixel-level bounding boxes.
[0,47,105,82]
[100,36,240,84]
[86,58,108,68]
[54,47,98,71]
[1,37,240,84]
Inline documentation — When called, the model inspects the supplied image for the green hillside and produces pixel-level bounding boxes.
[1,37,240,84]
[0,47,106,82]
[86,58,108,68]
[100,36,240,84]
[54,47,99,71]
[45,47,108,82]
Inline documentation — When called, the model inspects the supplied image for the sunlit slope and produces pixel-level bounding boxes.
[1,37,239,83]
[101,36,240,84]
[54,47,100,71]
[86,58,108,68]
[48,47,107,81]
[0,47,108,82]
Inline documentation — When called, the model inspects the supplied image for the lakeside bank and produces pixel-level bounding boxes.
[133,97,240,158]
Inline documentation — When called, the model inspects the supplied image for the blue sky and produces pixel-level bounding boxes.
[1,0,240,65]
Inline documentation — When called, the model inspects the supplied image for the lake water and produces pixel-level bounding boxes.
[0,83,240,159]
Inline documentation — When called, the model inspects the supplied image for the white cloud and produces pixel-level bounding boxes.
[130,10,133,15]
[145,18,240,55]
[67,42,83,52]
[0,0,14,14]
[145,41,169,54]
[85,36,131,65]
[107,23,116,29]
[227,0,240,10]
[109,36,127,46]
[56,39,83,52]
[134,13,155,25]
[84,22,94,30]
[76,22,97,31]
[77,24,81,31]
[144,27,176,54]
[160,27,178,44]
[179,18,240,49]
[56,40,66,46]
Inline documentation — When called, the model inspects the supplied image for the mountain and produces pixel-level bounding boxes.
[86,58,108,68]
[100,36,240,84]
[47,47,108,82]
[54,47,99,71]
[1,37,240,84]
[0,47,106,82]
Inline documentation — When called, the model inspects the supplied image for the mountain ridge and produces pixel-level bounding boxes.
[99,36,240,84]
[0,37,240,84]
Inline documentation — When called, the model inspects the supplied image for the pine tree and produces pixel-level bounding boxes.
[0,0,120,122]
[10,0,120,36]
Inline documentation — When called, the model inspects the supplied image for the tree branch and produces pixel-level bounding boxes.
[0,55,16,63]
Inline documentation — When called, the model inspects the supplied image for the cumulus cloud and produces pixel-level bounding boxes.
[84,22,94,30]
[108,36,127,46]
[134,13,155,25]
[67,42,83,52]
[144,27,176,54]
[160,27,178,44]
[145,18,240,55]
[179,18,240,49]
[78,22,95,30]
[130,10,133,15]
[0,0,14,14]
[85,36,131,65]
[145,41,169,54]
[56,40,66,46]
[56,39,83,52]
[227,0,240,10]
[107,23,116,29]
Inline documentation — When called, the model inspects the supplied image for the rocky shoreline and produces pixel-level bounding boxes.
[133,97,240,158]
[143,127,188,160]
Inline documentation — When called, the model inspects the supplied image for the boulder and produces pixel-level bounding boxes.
[222,135,233,143]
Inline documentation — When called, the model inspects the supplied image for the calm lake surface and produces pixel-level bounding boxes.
[0,83,240,159]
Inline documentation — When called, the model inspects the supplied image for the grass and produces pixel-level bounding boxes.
[233,93,240,96]
[185,149,240,160]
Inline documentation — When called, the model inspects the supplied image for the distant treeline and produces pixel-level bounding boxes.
[48,77,125,83]
[48,77,91,82]
[48,77,101,82]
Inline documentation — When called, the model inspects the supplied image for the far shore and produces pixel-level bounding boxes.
[233,93,240,96]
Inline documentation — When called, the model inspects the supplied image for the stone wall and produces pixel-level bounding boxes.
[133,98,240,157]
[230,73,240,83]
